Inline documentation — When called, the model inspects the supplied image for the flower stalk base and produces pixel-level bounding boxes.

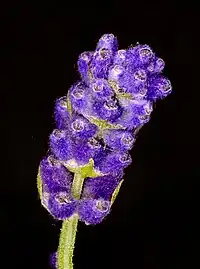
[57,215,79,269]
[58,173,84,269]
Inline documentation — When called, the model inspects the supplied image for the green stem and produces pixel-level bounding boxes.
[71,172,85,200]
[57,215,79,269]
[57,173,84,269]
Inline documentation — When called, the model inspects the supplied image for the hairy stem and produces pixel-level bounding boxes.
[71,172,85,200]
[57,173,84,269]
[57,215,78,269]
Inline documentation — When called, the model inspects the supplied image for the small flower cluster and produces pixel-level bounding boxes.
[39,34,172,228]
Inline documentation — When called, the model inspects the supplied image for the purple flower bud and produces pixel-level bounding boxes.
[113,49,127,65]
[147,74,172,100]
[92,97,123,123]
[54,96,70,130]
[133,68,147,82]
[115,99,153,130]
[48,190,77,220]
[96,33,118,54]
[40,156,73,193]
[70,115,97,140]
[78,198,111,225]
[103,129,135,151]
[82,170,124,200]
[49,130,73,161]
[72,136,103,166]
[154,58,165,72]
[94,150,132,174]
[77,51,94,84]
[89,78,115,100]
[130,84,148,99]
[68,81,91,114]
[108,64,125,81]
[90,48,114,79]
[111,66,148,96]
[147,57,165,73]
[138,45,155,63]
[125,44,155,71]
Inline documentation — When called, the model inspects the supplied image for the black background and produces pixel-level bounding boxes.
[1,3,199,269]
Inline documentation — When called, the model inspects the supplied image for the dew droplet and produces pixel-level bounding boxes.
[159,79,172,92]
[117,49,126,59]
[55,193,71,204]
[102,34,115,41]
[121,133,134,146]
[134,69,147,81]
[47,156,60,166]
[52,129,64,138]
[95,200,109,212]
[139,47,153,58]
[72,85,85,99]
[59,99,68,108]
[71,119,84,132]
[99,48,110,59]
[104,99,118,110]
[119,152,131,163]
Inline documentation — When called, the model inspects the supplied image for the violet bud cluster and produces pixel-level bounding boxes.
[39,33,172,227]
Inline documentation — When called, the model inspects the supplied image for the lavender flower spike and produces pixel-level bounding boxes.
[37,33,172,269]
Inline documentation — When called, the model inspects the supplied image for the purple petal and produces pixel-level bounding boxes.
[103,129,135,151]
[92,97,123,123]
[147,74,172,100]
[125,44,155,71]
[48,190,77,220]
[68,81,91,114]
[115,99,153,130]
[40,156,73,193]
[82,170,124,200]
[112,49,127,66]
[147,57,165,74]
[96,33,118,54]
[72,136,103,166]
[90,48,114,79]
[54,96,71,130]
[49,130,73,161]
[89,78,115,100]
[78,198,111,225]
[94,150,132,174]
[77,51,94,84]
[69,114,97,140]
